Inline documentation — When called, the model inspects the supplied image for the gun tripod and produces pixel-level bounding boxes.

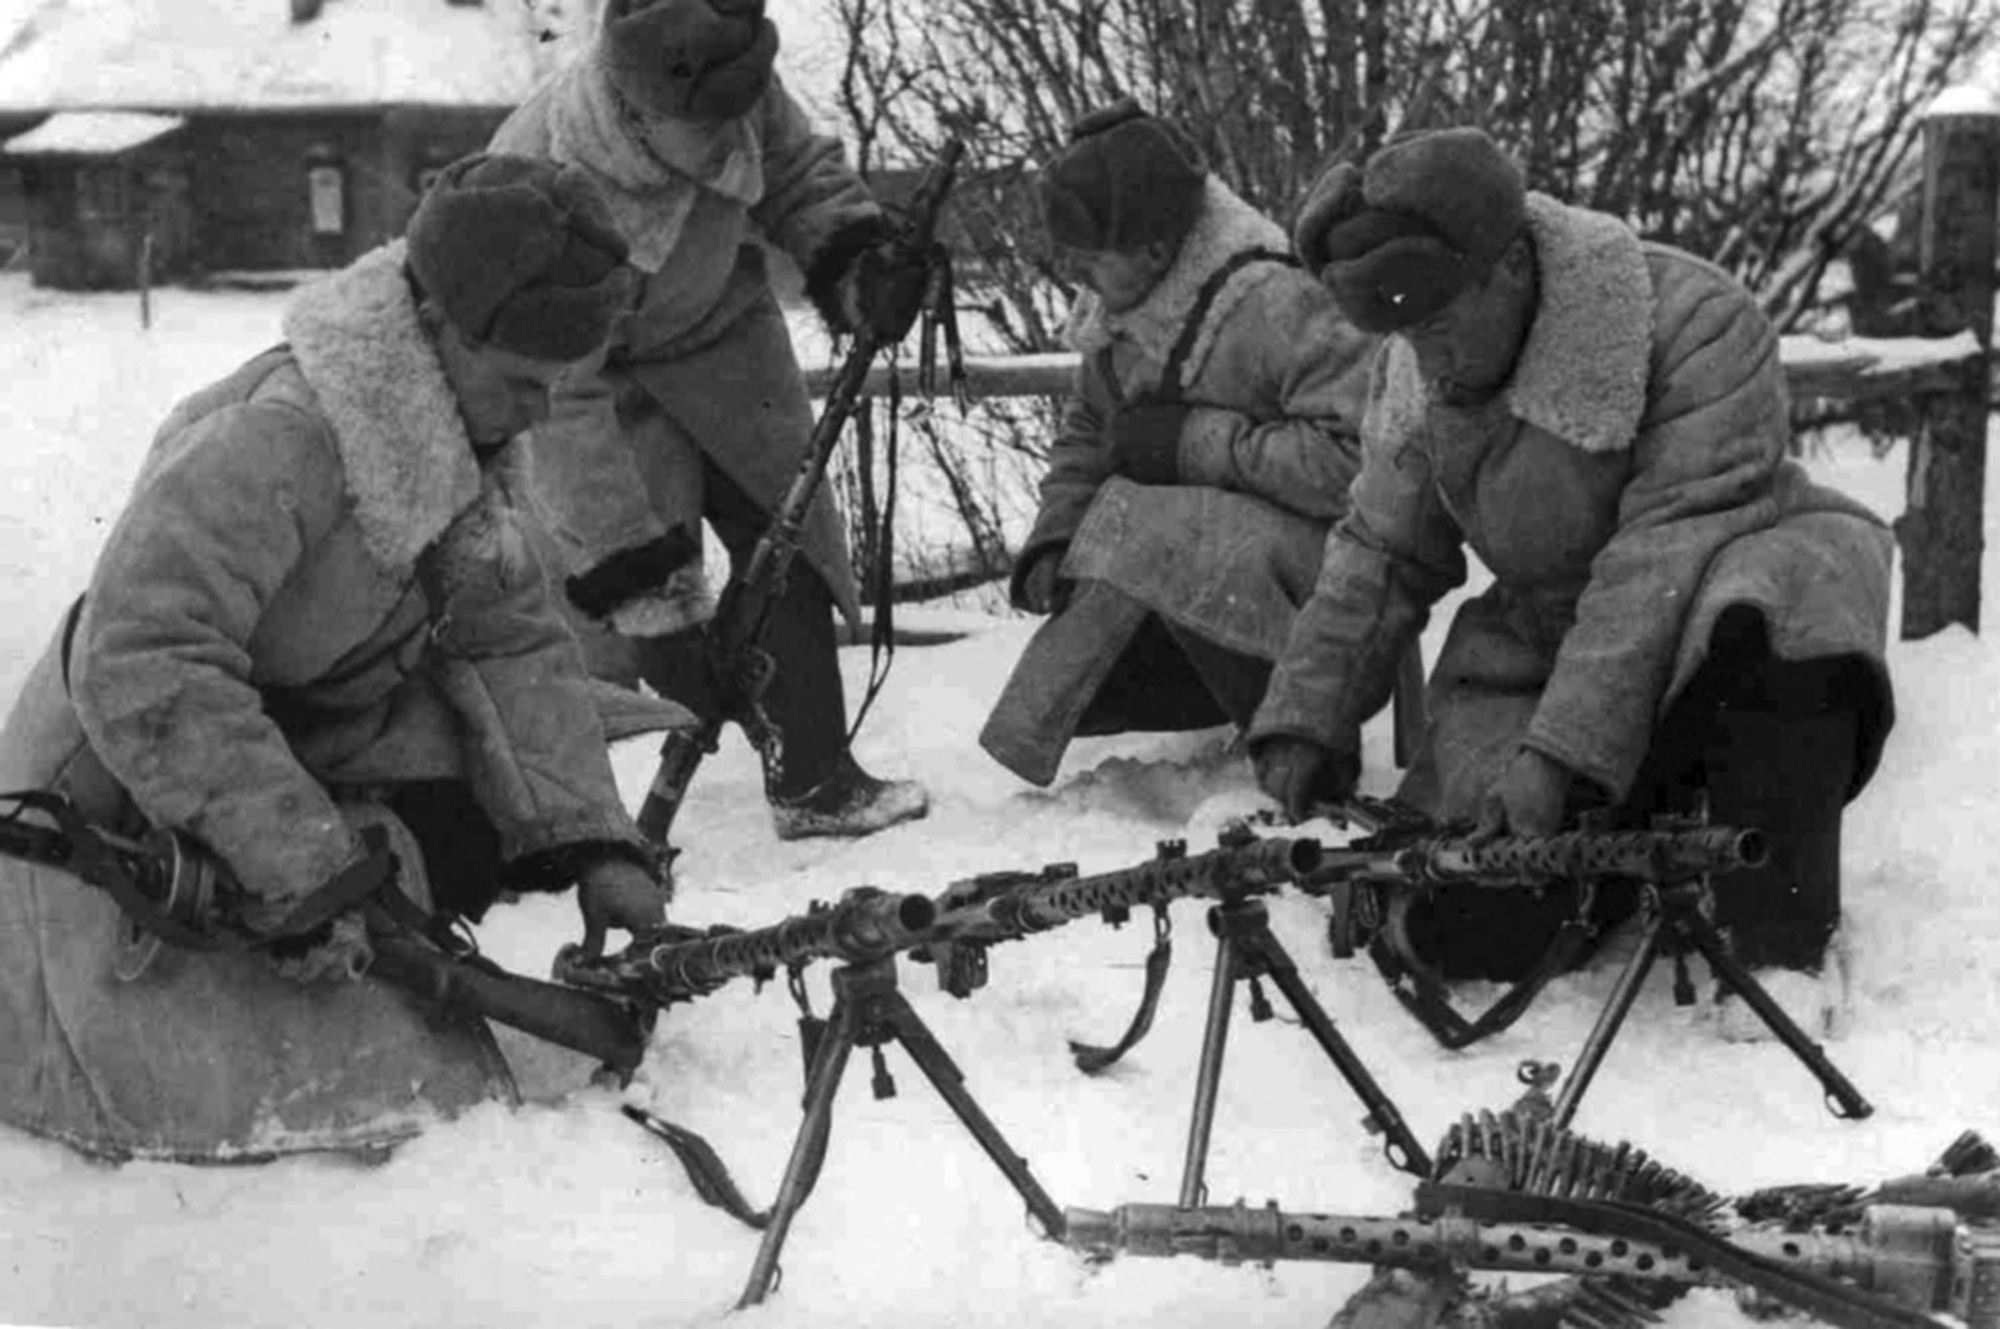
[1550,878,1873,1128]
[1178,895,1432,1205]
[738,954,1066,1308]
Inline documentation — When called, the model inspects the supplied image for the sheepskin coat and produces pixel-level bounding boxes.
[1250,194,1896,820]
[0,244,681,1162]
[491,52,875,632]
[980,180,1377,785]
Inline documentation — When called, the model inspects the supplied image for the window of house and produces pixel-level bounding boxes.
[306,153,345,236]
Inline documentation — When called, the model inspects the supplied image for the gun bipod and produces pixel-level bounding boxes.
[1550,878,1872,1128]
[738,952,1065,1308]
[1179,893,1431,1199]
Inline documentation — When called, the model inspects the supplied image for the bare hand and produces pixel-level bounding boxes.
[576,856,672,958]
[1472,748,1573,842]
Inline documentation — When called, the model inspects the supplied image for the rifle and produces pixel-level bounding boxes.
[0,790,651,1072]
[633,138,968,850]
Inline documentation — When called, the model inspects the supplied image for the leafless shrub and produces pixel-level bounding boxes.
[816,0,1995,583]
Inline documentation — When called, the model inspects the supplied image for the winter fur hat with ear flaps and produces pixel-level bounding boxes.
[1037,98,1207,255]
[599,0,780,123]
[405,152,638,363]
[1291,126,1526,333]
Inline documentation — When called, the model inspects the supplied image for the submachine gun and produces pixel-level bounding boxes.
[1304,796,1873,1128]
[631,138,967,853]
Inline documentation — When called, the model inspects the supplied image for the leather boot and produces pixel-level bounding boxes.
[632,569,928,841]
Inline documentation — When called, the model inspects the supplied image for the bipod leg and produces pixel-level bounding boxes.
[737,975,863,1309]
[877,984,1069,1239]
[1671,903,1874,1120]
[1234,902,1432,1177]
[1178,918,1241,1206]
[1551,906,1666,1131]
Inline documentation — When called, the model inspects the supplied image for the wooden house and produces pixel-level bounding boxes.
[0,0,570,289]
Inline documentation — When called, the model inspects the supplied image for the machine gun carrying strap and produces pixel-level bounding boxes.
[1068,902,1172,1074]
[1367,899,1598,1049]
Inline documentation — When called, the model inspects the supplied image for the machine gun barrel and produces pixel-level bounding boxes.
[934,835,1321,942]
[555,887,939,1006]
[912,835,1321,998]
[1064,1201,1998,1326]
[1310,825,1765,892]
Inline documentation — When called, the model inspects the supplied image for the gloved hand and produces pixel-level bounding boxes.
[1472,748,1574,842]
[576,855,673,958]
[1016,552,1072,616]
[264,910,374,986]
[1252,736,1361,823]
[836,237,933,343]
[1104,401,1193,485]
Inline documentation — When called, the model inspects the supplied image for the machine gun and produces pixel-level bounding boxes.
[632,138,967,852]
[0,790,652,1072]
[1066,1094,2000,1329]
[551,825,1426,1308]
[1300,796,1872,1127]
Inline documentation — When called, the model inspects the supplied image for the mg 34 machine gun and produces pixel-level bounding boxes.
[1068,1076,2000,1329]
[1302,797,1873,1127]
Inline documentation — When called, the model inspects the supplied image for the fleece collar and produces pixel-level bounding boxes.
[1062,177,1292,386]
[542,48,767,271]
[279,242,483,575]
[1499,193,1655,453]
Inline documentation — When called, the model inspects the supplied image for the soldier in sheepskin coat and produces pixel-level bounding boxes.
[487,0,930,840]
[978,101,1378,786]
[0,156,686,1163]
[1251,129,1895,1015]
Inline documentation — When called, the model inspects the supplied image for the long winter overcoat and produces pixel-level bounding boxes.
[0,244,687,1163]
[979,180,1377,785]
[490,49,879,632]
[1250,195,1895,820]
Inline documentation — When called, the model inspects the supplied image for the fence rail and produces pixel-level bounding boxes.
[805,335,1990,405]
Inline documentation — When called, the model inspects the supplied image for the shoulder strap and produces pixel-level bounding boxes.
[1157,247,1298,401]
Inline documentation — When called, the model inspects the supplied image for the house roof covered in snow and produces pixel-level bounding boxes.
[2,108,183,154]
[0,0,562,114]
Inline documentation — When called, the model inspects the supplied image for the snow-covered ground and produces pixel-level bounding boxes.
[0,273,1993,1329]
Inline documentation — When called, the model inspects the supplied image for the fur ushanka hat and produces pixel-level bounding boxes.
[599,0,779,123]
[405,153,637,363]
[1037,98,1207,255]
[1292,126,1527,332]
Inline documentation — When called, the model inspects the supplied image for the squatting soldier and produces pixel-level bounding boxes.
[1251,128,1896,1035]
[0,155,681,1161]
[488,0,933,841]
[979,99,1378,786]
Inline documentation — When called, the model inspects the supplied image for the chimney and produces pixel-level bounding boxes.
[289,0,324,22]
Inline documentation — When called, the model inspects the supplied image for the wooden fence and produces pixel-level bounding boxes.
[810,95,2000,642]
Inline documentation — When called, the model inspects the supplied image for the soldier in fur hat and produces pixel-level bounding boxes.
[978,99,1379,786]
[487,0,932,842]
[1252,128,1897,1035]
[0,154,688,1162]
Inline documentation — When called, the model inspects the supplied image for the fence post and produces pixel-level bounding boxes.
[1899,87,2000,640]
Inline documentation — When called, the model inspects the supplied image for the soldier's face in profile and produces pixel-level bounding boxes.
[433,321,579,447]
[1055,242,1175,315]
[1401,255,1535,408]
